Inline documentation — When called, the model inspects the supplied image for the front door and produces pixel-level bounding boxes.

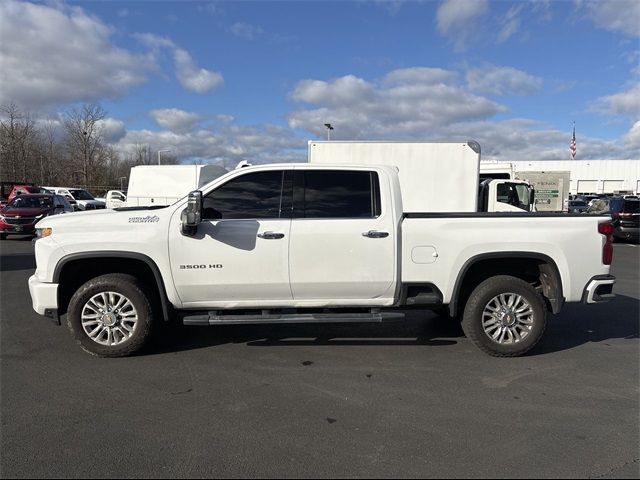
[169,170,293,307]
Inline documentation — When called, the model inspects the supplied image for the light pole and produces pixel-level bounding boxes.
[157,149,172,165]
[324,123,334,140]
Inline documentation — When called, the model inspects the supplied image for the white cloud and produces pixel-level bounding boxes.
[436,0,489,49]
[497,4,525,43]
[624,121,640,151]
[288,68,506,139]
[383,67,457,86]
[229,22,263,40]
[112,122,305,165]
[134,33,176,50]
[134,33,224,94]
[591,84,640,119]
[97,118,127,143]
[466,66,543,96]
[173,49,224,93]
[0,0,153,111]
[286,67,636,160]
[581,0,640,37]
[150,109,202,133]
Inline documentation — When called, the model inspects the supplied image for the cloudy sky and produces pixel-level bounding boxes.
[1,0,639,164]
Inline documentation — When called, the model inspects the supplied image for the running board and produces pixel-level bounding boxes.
[182,311,405,326]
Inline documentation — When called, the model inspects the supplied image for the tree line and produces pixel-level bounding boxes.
[0,103,177,196]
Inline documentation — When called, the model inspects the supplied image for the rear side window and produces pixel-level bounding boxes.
[294,171,381,219]
[202,171,287,220]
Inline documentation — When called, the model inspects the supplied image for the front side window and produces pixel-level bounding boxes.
[202,170,287,220]
[295,171,380,219]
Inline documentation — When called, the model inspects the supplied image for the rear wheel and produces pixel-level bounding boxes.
[462,275,547,357]
[67,273,155,357]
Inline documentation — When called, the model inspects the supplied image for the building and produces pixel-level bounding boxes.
[481,160,640,195]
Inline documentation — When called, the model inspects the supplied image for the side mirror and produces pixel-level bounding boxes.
[180,190,202,236]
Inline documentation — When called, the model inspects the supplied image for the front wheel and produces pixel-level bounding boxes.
[67,273,155,357]
[462,275,547,357]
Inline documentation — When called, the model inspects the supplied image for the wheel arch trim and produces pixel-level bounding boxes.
[448,251,564,317]
[53,251,172,322]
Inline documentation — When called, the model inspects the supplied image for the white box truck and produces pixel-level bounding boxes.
[107,164,228,209]
[309,141,534,213]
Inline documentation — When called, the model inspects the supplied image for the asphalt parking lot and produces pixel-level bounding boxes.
[1,238,638,478]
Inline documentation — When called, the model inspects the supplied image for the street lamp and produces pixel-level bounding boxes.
[324,123,334,141]
[157,149,172,165]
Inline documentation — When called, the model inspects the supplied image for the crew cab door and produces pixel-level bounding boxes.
[288,169,396,303]
[169,170,293,306]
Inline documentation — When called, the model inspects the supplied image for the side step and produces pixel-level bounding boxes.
[182,311,405,326]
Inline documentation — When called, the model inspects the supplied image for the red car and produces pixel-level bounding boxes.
[0,194,73,239]
[0,184,52,208]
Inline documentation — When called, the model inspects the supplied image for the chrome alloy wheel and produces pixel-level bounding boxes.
[81,292,139,346]
[482,293,534,345]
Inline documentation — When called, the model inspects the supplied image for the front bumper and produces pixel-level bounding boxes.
[0,223,37,234]
[581,275,616,304]
[28,275,59,317]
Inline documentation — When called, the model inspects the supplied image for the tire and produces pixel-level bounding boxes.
[461,275,547,357]
[67,273,155,357]
[0,233,7,240]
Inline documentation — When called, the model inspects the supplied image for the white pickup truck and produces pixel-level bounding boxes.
[29,159,616,358]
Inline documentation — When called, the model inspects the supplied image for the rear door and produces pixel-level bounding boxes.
[169,169,293,305]
[288,168,396,303]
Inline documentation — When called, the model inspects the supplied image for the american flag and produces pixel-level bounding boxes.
[570,122,577,159]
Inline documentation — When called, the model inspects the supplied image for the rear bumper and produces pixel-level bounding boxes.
[613,226,639,241]
[581,275,616,304]
[28,275,59,316]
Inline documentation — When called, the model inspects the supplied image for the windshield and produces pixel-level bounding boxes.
[7,196,53,209]
[69,189,95,200]
[496,182,530,210]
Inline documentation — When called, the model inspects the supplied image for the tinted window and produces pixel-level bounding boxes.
[296,171,380,218]
[203,171,285,220]
[69,189,94,200]
[623,200,639,213]
[8,196,52,209]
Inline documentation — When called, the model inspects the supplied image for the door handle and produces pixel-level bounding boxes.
[362,230,389,238]
[257,231,285,240]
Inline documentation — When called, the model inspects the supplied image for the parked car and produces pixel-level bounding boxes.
[567,200,589,214]
[587,196,639,242]
[0,194,73,239]
[43,187,105,210]
[0,184,52,207]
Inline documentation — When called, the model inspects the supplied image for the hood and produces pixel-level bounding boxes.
[76,199,105,205]
[37,204,173,230]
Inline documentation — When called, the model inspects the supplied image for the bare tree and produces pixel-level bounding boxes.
[64,104,106,187]
[0,103,36,182]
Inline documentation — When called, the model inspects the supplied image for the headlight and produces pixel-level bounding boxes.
[36,228,53,238]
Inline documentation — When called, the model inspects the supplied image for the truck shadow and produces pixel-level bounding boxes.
[533,294,639,355]
[147,312,462,354]
[147,295,639,356]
